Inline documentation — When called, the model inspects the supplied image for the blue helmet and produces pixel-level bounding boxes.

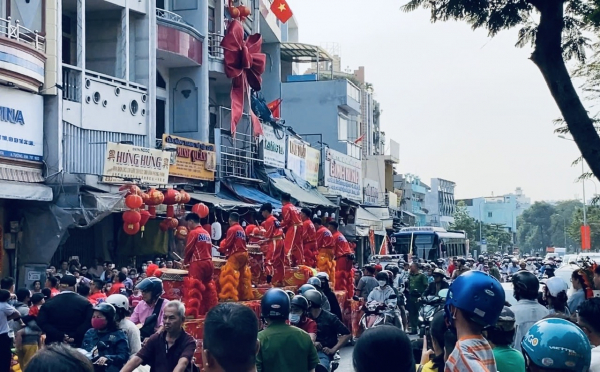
[261,288,290,319]
[444,270,504,327]
[522,318,591,371]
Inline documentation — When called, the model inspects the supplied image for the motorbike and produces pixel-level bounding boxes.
[417,289,449,338]
[359,301,395,331]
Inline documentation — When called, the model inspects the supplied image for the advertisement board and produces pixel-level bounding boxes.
[304,147,320,187]
[162,134,216,181]
[363,178,380,205]
[324,148,362,201]
[261,124,286,168]
[0,86,44,162]
[103,142,170,184]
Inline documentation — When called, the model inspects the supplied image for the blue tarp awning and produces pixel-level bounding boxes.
[267,171,335,207]
[228,182,283,211]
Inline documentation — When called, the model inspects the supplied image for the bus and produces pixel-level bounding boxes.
[390,227,468,260]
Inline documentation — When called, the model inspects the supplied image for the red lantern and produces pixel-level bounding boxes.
[179,190,191,204]
[123,222,140,235]
[166,217,179,230]
[119,184,142,196]
[175,226,188,241]
[146,188,164,217]
[163,189,181,218]
[192,203,209,218]
[245,224,257,237]
[139,210,151,236]
[125,194,143,209]
[123,210,141,224]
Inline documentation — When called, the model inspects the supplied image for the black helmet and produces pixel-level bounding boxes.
[307,277,321,288]
[298,284,316,295]
[512,271,540,301]
[261,288,290,319]
[304,289,323,308]
[290,295,309,312]
[135,277,164,298]
[93,302,116,322]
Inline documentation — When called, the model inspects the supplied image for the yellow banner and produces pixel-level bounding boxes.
[162,134,216,181]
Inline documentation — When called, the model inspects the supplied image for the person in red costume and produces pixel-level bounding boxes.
[300,208,317,268]
[280,193,304,267]
[329,221,355,299]
[259,203,285,287]
[184,213,218,315]
[218,213,253,301]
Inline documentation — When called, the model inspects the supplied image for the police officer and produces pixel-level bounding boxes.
[257,288,319,372]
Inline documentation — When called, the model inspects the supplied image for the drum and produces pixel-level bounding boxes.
[161,268,188,301]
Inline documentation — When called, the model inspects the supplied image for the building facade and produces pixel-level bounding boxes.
[424,178,456,228]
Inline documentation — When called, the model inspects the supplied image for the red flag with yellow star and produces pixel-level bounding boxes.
[270,0,293,23]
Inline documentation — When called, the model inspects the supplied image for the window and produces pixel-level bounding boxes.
[338,114,348,141]
[488,212,493,218]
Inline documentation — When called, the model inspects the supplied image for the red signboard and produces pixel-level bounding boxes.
[581,225,591,250]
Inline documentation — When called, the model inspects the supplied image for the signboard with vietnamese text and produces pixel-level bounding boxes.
[304,147,320,187]
[162,134,216,181]
[261,124,286,168]
[103,142,170,184]
[324,148,362,202]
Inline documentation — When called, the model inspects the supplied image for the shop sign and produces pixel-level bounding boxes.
[103,142,170,184]
[162,134,216,181]
[364,178,380,205]
[324,148,362,202]
[261,124,286,168]
[0,87,43,162]
[305,147,320,187]
[287,137,307,178]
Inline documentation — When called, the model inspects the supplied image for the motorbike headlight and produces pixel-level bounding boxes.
[418,316,424,322]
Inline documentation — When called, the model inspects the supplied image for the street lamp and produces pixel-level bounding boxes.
[558,135,588,227]
[553,213,567,248]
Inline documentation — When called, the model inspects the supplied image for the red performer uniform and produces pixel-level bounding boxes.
[302,219,317,268]
[333,230,354,298]
[184,226,218,315]
[261,215,285,286]
[316,226,336,287]
[281,202,304,267]
[218,223,253,301]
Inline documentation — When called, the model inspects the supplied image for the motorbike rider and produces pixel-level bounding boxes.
[106,294,140,356]
[367,271,400,329]
[422,269,449,297]
[521,318,591,372]
[511,271,549,352]
[81,303,129,372]
[304,289,350,372]
[316,272,343,321]
[307,276,331,313]
[289,295,317,342]
[450,258,469,280]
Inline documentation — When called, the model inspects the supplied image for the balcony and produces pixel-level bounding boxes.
[0,17,45,92]
[156,9,204,67]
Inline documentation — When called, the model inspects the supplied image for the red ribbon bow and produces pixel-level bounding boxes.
[221,20,266,136]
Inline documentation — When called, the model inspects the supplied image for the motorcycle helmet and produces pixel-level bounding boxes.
[298,284,316,295]
[93,302,116,322]
[106,294,129,311]
[261,288,290,319]
[445,270,505,328]
[291,295,309,312]
[304,289,323,308]
[135,277,164,298]
[522,318,591,371]
[512,271,539,301]
[307,277,322,288]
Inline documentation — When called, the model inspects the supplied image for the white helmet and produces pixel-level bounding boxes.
[107,294,129,311]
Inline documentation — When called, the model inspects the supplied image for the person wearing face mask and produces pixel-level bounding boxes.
[289,295,317,342]
[81,303,129,372]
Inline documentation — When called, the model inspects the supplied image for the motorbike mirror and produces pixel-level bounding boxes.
[438,289,449,298]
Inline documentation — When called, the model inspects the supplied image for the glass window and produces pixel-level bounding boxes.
[338,115,348,141]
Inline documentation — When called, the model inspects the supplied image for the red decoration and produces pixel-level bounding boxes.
[125,194,143,209]
[192,203,209,218]
[220,20,266,135]
[175,226,189,240]
[146,188,164,217]
[270,0,293,23]
[123,222,140,235]
[123,210,141,224]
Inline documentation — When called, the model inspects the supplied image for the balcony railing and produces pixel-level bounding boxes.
[0,16,45,52]
[208,33,224,59]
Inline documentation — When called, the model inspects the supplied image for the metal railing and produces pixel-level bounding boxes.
[208,33,224,59]
[0,17,45,52]
[63,64,81,102]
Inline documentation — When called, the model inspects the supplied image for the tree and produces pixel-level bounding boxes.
[401,0,600,181]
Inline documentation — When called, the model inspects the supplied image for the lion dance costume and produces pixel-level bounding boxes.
[184,225,218,317]
[218,222,253,302]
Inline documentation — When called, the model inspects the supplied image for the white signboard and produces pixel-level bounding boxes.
[261,124,286,168]
[324,148,362,202]
[103,143,170,184]
[287,137,307,179]
[0,86,44,162]
[364,178,380,205]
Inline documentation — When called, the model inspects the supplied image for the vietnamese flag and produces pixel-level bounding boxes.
[270,0,293,23]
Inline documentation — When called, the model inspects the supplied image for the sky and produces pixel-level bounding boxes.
[286,0,593,202]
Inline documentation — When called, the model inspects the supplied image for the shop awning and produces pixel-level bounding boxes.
[0,180,52,201]
[188,192,257,210]
[267,172,335,207]
[228,182,282,211]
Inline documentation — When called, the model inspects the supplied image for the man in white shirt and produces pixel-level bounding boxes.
[577,297,600,371]
[511,271,549,352]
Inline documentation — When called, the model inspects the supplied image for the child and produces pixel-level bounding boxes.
[15,315,42,368]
